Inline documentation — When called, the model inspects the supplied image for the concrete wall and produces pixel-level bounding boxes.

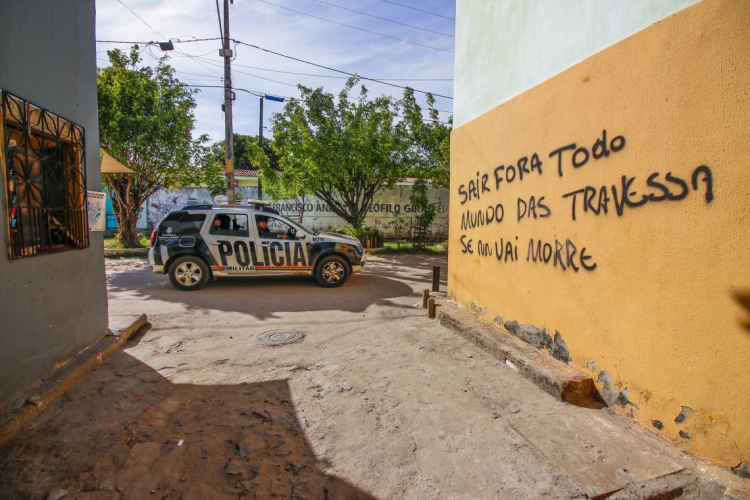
[0,1,108,406]
[148,185,450,239]
[450,0,750,466]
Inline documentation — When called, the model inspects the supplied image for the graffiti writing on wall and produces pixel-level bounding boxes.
[270,201,449,215]
[456,130,715,273]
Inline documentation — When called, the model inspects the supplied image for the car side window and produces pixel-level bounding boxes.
[255,215,296,239]
[209,213,249,237]
[159,213,207,237]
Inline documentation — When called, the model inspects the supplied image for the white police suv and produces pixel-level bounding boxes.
[147,200,366,291]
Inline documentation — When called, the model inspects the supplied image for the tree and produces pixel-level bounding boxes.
[401,88,452,229]
[178,135,225,198]
[389,207,409,249]
[192,135,270,198]
[98,47,198,247]
[266,78,409,228]
[401,88,451,188]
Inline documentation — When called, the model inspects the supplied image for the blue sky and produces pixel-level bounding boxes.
[95,0,456,143]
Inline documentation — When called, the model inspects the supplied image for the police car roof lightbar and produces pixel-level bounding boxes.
[213,195,229,205]
[246,199,271,205]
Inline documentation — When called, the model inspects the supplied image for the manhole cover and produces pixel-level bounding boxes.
[256,330,305,346]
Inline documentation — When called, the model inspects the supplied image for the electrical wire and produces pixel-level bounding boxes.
[311,0,453,38]
[99,42,452,81]
[97,37,223,44]
[183,85,450,124]
[254,0,453,54]
[234,40,453,99]
[185,53,301,88]
[376,0,455,21]
[114,0,168,40]
[214,0,225,45]
[230,61,452,81]
[97,39,454,98]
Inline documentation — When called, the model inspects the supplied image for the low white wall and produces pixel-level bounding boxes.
[148,185,450,239]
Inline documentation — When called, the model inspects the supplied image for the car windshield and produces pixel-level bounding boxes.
[282,215,318,235]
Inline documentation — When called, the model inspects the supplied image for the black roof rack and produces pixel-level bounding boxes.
[182,204,281,215]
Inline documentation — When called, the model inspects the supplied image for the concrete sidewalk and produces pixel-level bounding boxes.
[0,255,746,499]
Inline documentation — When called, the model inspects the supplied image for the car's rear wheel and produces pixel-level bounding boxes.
[315,255,349,287]
[168,256,210,291]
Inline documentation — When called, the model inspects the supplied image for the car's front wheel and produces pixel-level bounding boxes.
[168,256,210,291]
[315,255,349,287]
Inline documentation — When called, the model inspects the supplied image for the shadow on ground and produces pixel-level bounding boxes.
[0,327,376,500]
[105,255,447,321]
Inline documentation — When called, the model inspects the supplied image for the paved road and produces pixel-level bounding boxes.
[0,254,745,499]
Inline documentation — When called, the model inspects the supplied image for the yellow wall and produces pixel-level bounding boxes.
[449,0,750,467]
[236,178,258,187]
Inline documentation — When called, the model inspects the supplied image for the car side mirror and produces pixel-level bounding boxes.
[296,233,306,240]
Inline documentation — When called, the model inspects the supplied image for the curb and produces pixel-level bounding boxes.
[104,248,149,258]
[438,305,599,406]
[364,247,386,254]
[0,314,148,447]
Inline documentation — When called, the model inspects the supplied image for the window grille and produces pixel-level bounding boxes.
[1,90,89,260]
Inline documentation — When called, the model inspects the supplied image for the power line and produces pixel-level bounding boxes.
[96,38,454,98]
[100,41,452,81]
[97,37,222,45]
[234,40,453,100]
[114,0,168,40]
[311,0,453,38]
[183,85,450,124]
[214,0,225,45]
[376,0,455,21]
[255,0,453,54]
[230,61,452,81]
[186,53,301,88]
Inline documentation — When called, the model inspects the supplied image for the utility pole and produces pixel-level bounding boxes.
[258,96,264,200]
[222,0,235,204]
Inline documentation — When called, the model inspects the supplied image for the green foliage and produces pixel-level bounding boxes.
[178,134,225,197]
[210,134,278,172]
[379,241,447,255]
[328,224,379,240]
[195,135,270,198]
[400,88,452,189]
[268,78,409,228]
[98,46,198,246]
[400,88,451,231]
[389,207,409,249]
[409,178,438,228]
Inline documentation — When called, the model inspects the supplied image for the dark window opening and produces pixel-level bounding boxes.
[2,90,89,260]
[209,213,249,237]
[158,212,207,237]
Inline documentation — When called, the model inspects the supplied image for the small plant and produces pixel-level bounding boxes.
[328,225,381,247]
[390,207,409,249]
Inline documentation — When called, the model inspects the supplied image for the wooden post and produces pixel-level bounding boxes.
[422,289,430,308]
[432,265,440,292]
[428,298,436,318]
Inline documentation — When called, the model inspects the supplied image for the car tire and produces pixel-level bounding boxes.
[315,255,349,287]
[168,256,210,291]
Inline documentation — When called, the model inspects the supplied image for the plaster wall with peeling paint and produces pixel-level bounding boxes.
[450,0,750,468]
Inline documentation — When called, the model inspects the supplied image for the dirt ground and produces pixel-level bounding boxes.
[0,255,747,499]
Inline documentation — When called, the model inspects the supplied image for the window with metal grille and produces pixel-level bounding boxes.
[1,90,89,260]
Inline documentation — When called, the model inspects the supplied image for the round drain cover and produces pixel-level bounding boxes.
[256,329,305,346]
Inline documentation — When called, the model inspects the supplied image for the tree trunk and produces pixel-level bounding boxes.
[117,210,141,247]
